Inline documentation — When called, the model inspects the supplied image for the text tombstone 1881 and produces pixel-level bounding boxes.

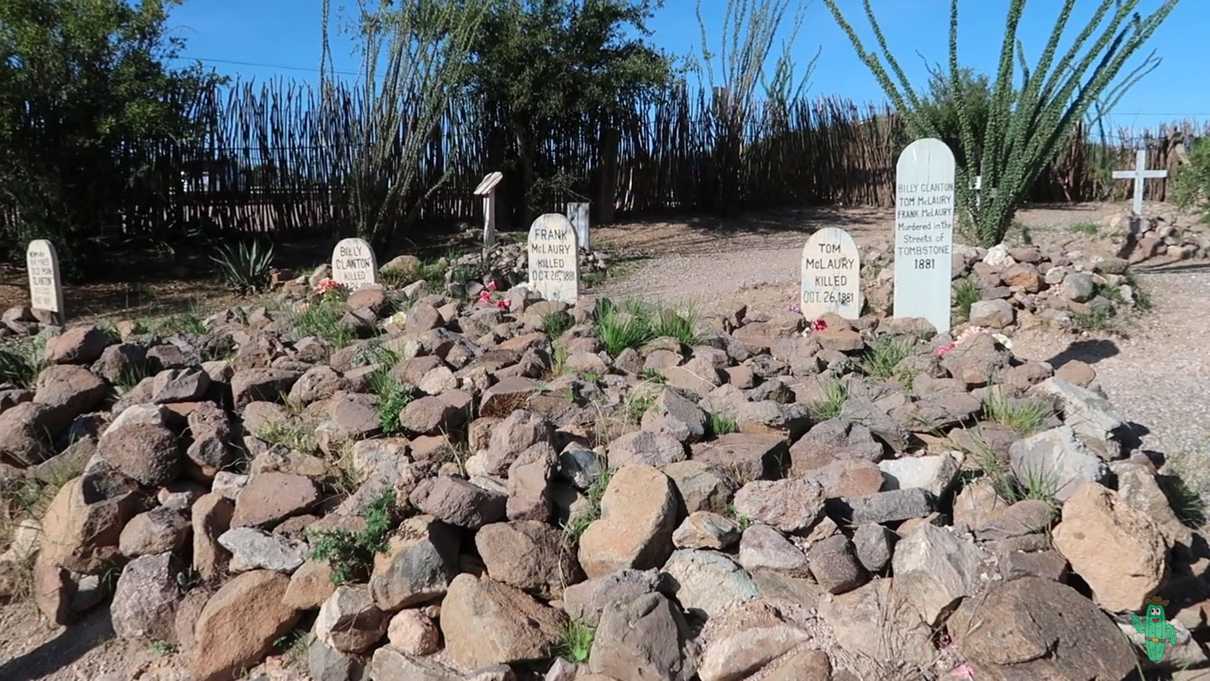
[894,138,956,333]
[527,213,579,304]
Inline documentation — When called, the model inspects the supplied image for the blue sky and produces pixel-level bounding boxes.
[167,0,1208,131]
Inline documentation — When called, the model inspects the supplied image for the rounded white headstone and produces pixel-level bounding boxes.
[801,228,861,320]
[26,240,64,315]
[331,238,378,290]
[527,214,579,304]
[893,138,956,333]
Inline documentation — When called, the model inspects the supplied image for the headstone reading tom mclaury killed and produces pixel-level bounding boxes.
[331,238,378,290]
[894,138,956,333]
[527,213,579,304]
[800,228,861,320]
[26,240,64,317]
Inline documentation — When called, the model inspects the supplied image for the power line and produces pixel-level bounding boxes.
[171,55,359,77]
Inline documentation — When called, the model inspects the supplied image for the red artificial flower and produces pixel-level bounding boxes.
[485,280,498,292]
[812,319,828,332]
[496,299,511,311]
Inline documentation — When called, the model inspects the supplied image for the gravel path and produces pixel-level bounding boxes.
[595,203,1210,457]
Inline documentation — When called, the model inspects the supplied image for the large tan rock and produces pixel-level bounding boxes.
[578,464,679,578]
[315,584,388,653]
[191,570,301,681]
[191,492,233,580]
[230,472,319,528]
[1053,482,1167,612]
[39,477,136,574]
[950,576,1135,681]
[439,573,566,668]
[476,520,582,599]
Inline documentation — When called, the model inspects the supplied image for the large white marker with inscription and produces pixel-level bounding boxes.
[893,138,955,333]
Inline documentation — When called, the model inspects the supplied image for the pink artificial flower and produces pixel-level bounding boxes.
[935,342,957,358]
[496,299,511,311]
[812,319,828,332]
[478,289,492,304]
[312,278,345,296]
[787,303,801,314]
[485,280,498,292]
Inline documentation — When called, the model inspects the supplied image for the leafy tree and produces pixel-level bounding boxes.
[466,0,669,225]
[1173,137,1210,223]
[823,0,1179,246]
[0,0,219,272]
[919,68,992,170]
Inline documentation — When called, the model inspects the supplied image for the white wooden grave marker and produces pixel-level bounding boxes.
[26,240,64,319]
[475,171,504,247]
[1113,149,1167,217]
[331,238,378,290]
[566,202,591,251]
[894,138,956,333]
[800,228,861,320]
[527,213,579,304]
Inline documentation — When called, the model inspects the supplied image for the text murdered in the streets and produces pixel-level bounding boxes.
[895,181,954,271]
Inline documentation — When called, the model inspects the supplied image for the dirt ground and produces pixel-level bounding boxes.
[1,200,1207,679]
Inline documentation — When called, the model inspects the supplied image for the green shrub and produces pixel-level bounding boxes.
[559,620,596,664]
[257,420,318,454]
[708,412,738,437]
[808,379,848,421]
[0,338,44,388]
[152,310,208,337]
[1071,307,1115,333]
[983,389,1051,434]
[1173,137,1210,223]
[595,299,653,356]
[542,310,575,339]
[651,307,698,346]
[308,491,399,584]
[294,293,356,348]
[952,277,981,322]
[860,336,913,381]
[369,370,415,435]
[211,240,275,293]
[1069,221,1099,236]
[563,467,611,540]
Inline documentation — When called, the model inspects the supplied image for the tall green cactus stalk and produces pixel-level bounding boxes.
[823,0,1179,246]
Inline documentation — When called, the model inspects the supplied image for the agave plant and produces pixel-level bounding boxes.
[211,240,275,293]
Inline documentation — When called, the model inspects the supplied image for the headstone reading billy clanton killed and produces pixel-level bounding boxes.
[800,228,861,320]
[527,213,579,304]
[331,238,378,291]
[894,138,956,333]
[26,240,64,320]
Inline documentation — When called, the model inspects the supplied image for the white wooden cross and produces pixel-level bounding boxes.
[972,175,997,210]
[474,171,504,247]
[1113,149,1167,217]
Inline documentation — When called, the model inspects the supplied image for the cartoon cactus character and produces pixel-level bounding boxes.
[1131,597,1178,662]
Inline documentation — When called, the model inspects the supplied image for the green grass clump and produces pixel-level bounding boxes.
[563,467,612,540]
[860,336,914,380]
[964,433,1059,508]
[294,293,356,348]
[1069,221,1100,236]
[308,491,399,585]
[558,620,596,664]
[952,276,982,322]
[809,379,848,421]
[593,297,697,356]
[542,310,575,340]
[368,370,415,435]
[257,420,319,454]
[725,503,753,531]
[152,310,208,336]
[651,307,698,346]
[708,412,738,437]
[1071,306,1115,333]
[983,390,1051,434]
[0,338,45,388]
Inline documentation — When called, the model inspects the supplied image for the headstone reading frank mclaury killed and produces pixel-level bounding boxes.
[800,228,861,320]
[894,138,956,333]
[26,240,64,317]
[331,238,378,290]
[527,213,579,304]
